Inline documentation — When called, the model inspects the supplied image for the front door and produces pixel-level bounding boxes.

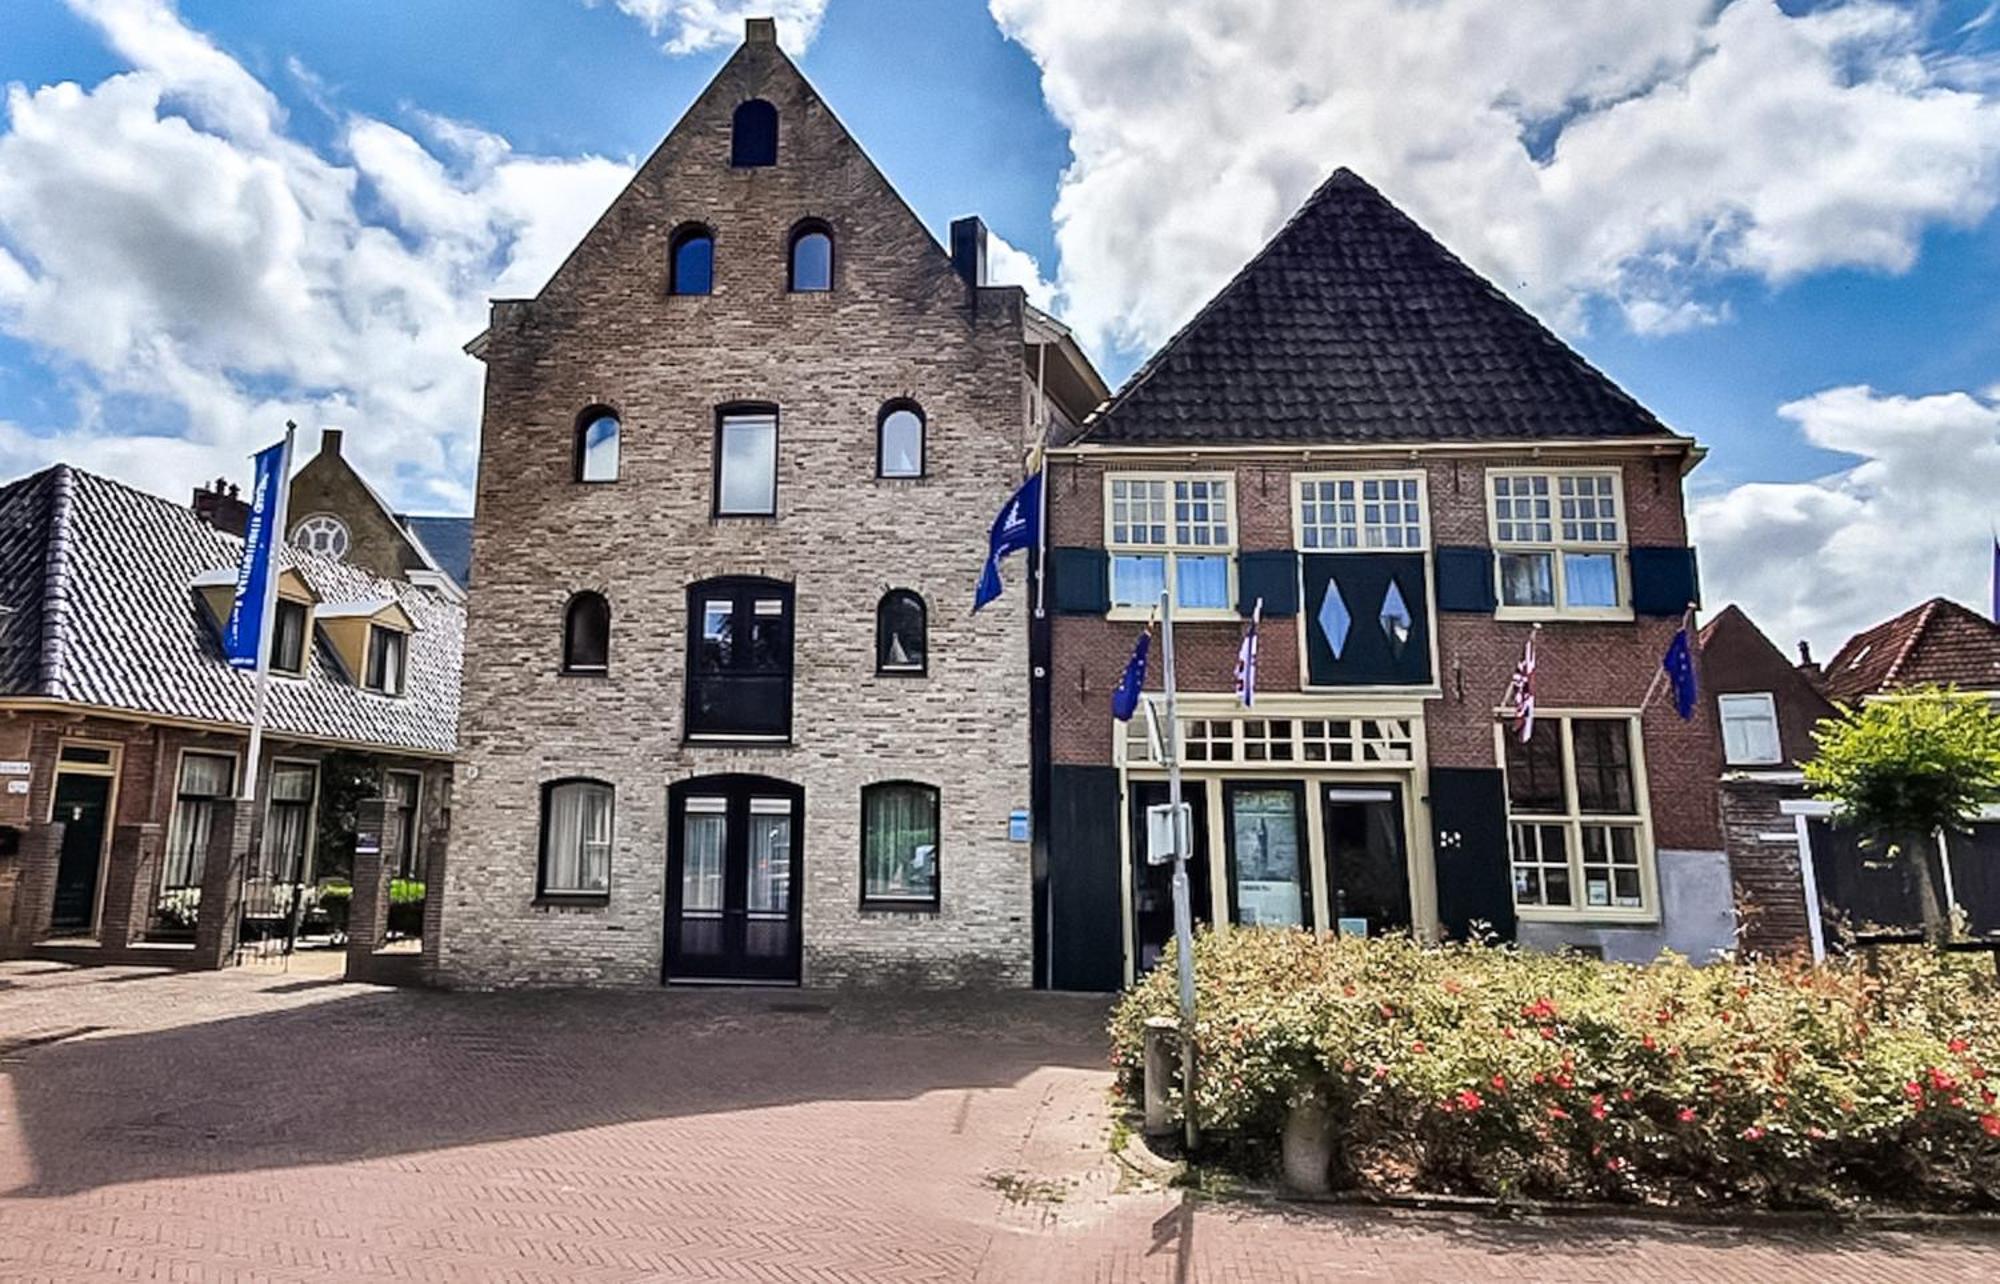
[50,773,112,934]
[665,775,803,984]
[1129,780,1211,975]
[1223,781,1312,929]
[1322,783,1413,938]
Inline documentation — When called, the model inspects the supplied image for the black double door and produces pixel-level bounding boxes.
[1128,780,1211,975]
[665,776,803,984]
[50,773,111,934]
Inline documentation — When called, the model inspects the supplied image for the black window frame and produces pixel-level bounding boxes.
[730,98,778,168]
[874,589,928,676]
[562,591,611,675]
[536,776,615,902]
[875,399,926,479]
[363,625,408,696]
[787,220,834,293]
[272,598,309,675]
[668,223,715,296]
[574,404,621,484]
[860,780,941,911]
[684,576,795,743]
[713,402,780,519]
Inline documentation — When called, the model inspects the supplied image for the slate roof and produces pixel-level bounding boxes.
[0,465,462,755]
[400,515,473,590]
[1075,169,1676,446]
[1821,597,2000,704]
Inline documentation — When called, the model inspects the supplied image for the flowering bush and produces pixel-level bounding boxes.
[1110,930,2000,1209]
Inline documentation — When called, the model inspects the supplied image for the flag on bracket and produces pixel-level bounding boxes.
[1234,598,1262,708]
[222,438,290,670]
[973,470,1042,612]
[1111,629,1151,722]
[1502,629,1538,743]
[1661,610,1698,720]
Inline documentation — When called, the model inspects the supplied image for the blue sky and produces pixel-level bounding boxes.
[2,0,1999,649]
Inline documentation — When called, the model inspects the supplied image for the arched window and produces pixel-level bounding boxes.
[669,225,714,296]
[877,400,925,478]
[788,221,832,293]
[563,591,610,674]
[539,778,613,898]
[861,781,940,908]
[731,99,778,167]
[575,406,620,483]
[876,589,927,675]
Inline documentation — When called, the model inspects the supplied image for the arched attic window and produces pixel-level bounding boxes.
[563,591,611,674]
[876,589,927,675]
[877,400,925,478]
[788,220,833,293]
[575,406,620,483]
[731,99,778,167]
[669,224,714,295]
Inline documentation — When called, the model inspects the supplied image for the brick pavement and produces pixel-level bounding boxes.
[2,959,1996,1282]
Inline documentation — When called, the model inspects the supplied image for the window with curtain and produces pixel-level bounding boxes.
[1105,474,1235,613]
[272,598,309,675]
[875,590,927,675]
[365,625,407,695]
[1489,470,1627,615]
[163,751,234,889]
[563,592,610,673]
[788,223,832,292]
[540,779,613,896]
[262,763,318,883]
[384,770,422,879]
[877,401,925,478]
[862,782,940,907]
[669,225,714,295]
[716,408,778,516]
[730,99,777,167]
[575,407,620,482]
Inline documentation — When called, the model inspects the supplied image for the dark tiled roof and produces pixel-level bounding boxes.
[1822,597,2000,704]
[401,515,473,589]
[0,465,462,755]
[1077,169,1675,446]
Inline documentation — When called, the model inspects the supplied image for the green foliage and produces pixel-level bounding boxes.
[310,878,423,937]
[1111,929,2000,1210]
[312,751,382,882]
[1806,686,2000,841]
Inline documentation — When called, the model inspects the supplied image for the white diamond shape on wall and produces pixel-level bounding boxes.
[1318,581,1352,660]
[1380,579,1412,656]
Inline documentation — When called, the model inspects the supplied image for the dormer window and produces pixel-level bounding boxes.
[272,599,309,675]
[365,625,408,696]
[731,99,778,168]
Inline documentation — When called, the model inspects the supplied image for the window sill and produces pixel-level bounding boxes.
[861,898,941,915]
[875,667,927,679]
[559,668,609,679]
[1494,606,1635,624]
[683,733,793,748]
[1107,606,1239,624]
[1514,906,1658,927]
[534,892,610,908]
[712,512,778,522]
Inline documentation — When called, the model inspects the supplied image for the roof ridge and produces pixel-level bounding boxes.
[1881,597,1944,689]
[36,464,77,699]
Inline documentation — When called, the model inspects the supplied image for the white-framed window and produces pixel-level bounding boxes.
[1488,469,1627,616]
[1718,692,1782,766]
[291,513,350,560]
[1296,472,1427,550]
[260,760,319,884]
[1500,713,1655,919]
[1105,473,1236,615]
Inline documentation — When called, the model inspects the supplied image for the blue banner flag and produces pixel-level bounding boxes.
[973,470,1042,612]
[1111,631,1151,722]
[222,440,288,669]
[1662,625,1697,721]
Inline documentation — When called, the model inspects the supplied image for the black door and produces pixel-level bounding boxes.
[1129,780,1211,975]
[665,775,803,983]
[50,773,111,934]
[1322,783,1412,938]
[1429,766,1516,942]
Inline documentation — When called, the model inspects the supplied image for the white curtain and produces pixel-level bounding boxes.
[681,808,726,910]
[546,782,612,893]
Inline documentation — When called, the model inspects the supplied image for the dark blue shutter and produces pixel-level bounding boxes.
[1430,767,1516,943]
[1236,550,1299,617]
[1629,546,1700,617]
[1050,547,1110,615]
[1300,554,1432,686]
[1435,546,1497,613]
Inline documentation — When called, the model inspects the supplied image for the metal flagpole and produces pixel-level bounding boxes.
[240,421,297,802]
[1159,586,1199,1151]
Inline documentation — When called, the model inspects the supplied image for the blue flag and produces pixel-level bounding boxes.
[223,440,288,670]
[1111,631,1150,722]
[1662,626,1697,721]
[973,470,1042,612]
[1991,536,1999,623]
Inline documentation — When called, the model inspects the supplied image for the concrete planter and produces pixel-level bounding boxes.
[1280,1095,1336,1195]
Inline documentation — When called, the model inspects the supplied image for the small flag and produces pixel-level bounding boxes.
[1662,620,1698,720]
[1111,630,1151,722]
[1234,598,1262,708]
[222,439,289,670]
[973,470,1042,612]
[1990,535,1999,623]
[1502,630,1537,743]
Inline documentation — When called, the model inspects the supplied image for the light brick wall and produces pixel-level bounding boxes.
[441,38,1034,988]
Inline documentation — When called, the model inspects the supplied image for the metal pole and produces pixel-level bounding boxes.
[1160,587,1199,1151]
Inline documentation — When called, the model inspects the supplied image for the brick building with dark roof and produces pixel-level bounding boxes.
[0,463,462,976]
[1038,169,1730,988]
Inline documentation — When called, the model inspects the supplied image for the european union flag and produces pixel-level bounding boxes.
[1111,631,1150,722]
[973,471,1042,612]
[1662,626,1697,720]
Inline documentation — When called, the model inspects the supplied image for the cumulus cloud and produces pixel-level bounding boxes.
[990,0,2000,357]
[0,0,632,511]
[983,228,1057,313]
[587,0,827,55]
[1691,384,2000,655]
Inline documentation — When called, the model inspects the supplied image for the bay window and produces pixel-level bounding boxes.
[1502,714,1653,917]
[1106,474,1235,614]
[1489,470,1627,616]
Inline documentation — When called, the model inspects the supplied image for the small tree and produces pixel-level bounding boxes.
[1805,685,2000,944]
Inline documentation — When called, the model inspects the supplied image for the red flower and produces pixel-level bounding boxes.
[1555,1072,1575,1090]
[1982,1115,2000,1138]
[1590,1093,1608,1121]
[1412,1040,1427,1055]
[1742,1125,1765,1141]
[1678,1107,1697,1123]
[1620,1089,1635,1103]
[1642,1035,1657,1052]
[1548,1106,1570,1120]
[1930,1067,1959,1093]
[1539,1026,1557,1041]
[1606,1156,1627,1172]
[1523,997,1559,1022]
[1454,1089,1484,1112]
[1950,1038,1970,1055]
[1904,1081,1925,1103]
[1492,1074,1508,1093]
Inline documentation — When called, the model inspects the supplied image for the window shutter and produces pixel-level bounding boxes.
[1629,546,1700,617]
[1429,766,1516,943]
[1435,546,1497,613]
[1236,550,1299,617]
[1049,547,1111,615]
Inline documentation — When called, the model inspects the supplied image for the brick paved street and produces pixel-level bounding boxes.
[2,959,1995,1282]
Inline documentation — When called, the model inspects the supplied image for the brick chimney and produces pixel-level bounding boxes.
[950,216,988,288]
[1796,639,1824,686]
[745,16,777,45]
[192,476,249,537]
[319,427,343,458]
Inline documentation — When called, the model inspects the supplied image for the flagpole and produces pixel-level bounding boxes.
[1159,585,1199,1152]
[240,422,297,802]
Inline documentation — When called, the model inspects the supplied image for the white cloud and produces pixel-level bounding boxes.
[1691,384,2000,656]
[0,0,633,512]
[990,0,2000,357]
[983,228,1057,313]
[587,0,827,55]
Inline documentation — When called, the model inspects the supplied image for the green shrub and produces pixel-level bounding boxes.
[1111,929,2000,1209]
[309,879,423,937]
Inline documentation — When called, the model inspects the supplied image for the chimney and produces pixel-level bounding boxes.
[745,16,777,45]
[950,216,988,288]
[1796,640,1823,684]
[192,476,251,537]
[319,427,343,458]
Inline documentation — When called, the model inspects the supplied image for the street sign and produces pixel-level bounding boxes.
[1145,801,1190,866]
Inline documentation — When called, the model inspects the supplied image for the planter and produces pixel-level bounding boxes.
[1281,1096,1336,1195]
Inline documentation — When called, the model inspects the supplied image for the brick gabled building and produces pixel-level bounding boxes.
[440,21,1103,987]
[1038,170,1729,989]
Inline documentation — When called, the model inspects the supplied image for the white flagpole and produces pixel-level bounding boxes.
[1160,585,1199,1151]
[240,421,297,802]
